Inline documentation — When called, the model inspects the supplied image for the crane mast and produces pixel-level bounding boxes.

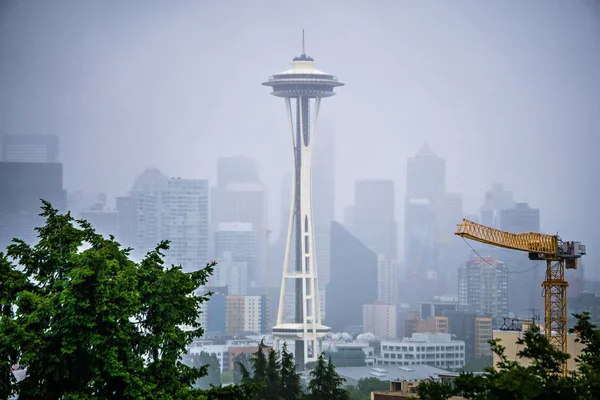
[455,219,586,372]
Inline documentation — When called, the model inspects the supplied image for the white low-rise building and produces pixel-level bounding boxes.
[377,333,465,370]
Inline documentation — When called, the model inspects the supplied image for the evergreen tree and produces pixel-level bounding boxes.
[0,202,216,399]
[307,353,349,399]
[250,339,268,383]
[260,348,282,400]
[280,342,301,399]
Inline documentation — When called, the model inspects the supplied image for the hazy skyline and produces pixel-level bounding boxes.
[1,1,598,275]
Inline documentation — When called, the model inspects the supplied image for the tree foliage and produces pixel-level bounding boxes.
[346,377,389,400]
[307,354,349,400]
[417,313,600,400]
[0,202,215,400]
[182,352,221,390]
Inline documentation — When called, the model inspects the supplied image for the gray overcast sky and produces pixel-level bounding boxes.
[1,1,599,275]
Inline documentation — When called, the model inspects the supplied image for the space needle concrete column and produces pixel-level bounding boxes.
[263,33,343,369]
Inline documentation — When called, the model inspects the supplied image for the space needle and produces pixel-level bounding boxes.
[263,31,344,369]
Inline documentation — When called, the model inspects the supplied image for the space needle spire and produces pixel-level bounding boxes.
[262,33,344,369]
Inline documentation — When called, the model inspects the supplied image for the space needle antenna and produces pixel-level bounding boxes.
[302,29,305,55]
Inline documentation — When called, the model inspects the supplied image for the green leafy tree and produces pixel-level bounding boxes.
[307,353,349,400]
[280,342,301,399]
[570,312,600,399]
[182,351,221,390]
[416,380,455,400]
[418,316,600,400]
[347,377,389,400]
[0,202,215,400]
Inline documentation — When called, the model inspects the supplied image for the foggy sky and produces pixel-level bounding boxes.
[1,1,599,276]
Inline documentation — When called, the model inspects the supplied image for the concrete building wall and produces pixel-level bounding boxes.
[492,330,584,372]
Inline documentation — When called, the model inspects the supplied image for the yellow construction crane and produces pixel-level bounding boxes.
[455,219,586,362]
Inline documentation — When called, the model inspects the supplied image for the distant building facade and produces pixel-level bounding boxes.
[327,221,378,332]
[458,258,508,322]
[0,134,59,163]
[0,162,66,249]
[363,304,397,339]
[353,180,397,261]
[129,168,209,272]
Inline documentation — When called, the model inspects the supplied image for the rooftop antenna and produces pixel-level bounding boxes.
[302,29,305,55]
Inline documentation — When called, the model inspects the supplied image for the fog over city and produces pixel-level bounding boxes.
[3,1,600,394]
[1,2,599,272]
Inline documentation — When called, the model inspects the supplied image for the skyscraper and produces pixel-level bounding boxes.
[263,33,343,367]
[353,180,397,260]
[212,182,268,286]
[0,134,59,163]
[404,144,461,302]
[216,156,260,188]
[499,203,542,317]
[0,162,66,249]
[327,221,378,332]
[129,168,209,272]
[458,258,509,322]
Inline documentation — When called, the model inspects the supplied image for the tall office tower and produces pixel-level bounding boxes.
[458,258,509,323]
[211,251,248,295]
[129,168,209,272]
[404,198,437,301]
[0,134,59,163]
[327,221,378,332]
[343,206,355,233]
[216,156,259,188]
[354,180,397,260]
[211,156,264,278]
[263,34,343,367]
[116,196,134,248]
[213,222,257,294]
[406,143,446,201]
[378,256,397,305]
[362,304,397,339]
[212,182,268,286]
[480,184,515,228]
[436,192,466,294]
[0,162,66,249]
[312,121,335,229]
[404,144,454,303]
[499,203,542,317]
[312,121,335,320]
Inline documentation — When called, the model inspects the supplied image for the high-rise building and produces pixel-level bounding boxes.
[214,221,258,288]
[129,168,209,272]
[211,251,248,295]
[458,258,508,322]
[404,144,463,303]
[312,121,335,230]
[211,182,268,286]
[264,34,343,367]
[216,156,259,188]
[363,304,397,339]
[378,257,397,305]
[0,134,59,163]
[343,206,355,233]
[0,162,66,249]
[404,198,437,301]
[354,180,397,260]
[327,221,378,332]
[499,203,541,317]
[406,143,445,201]
[480,183,515,228]
[225,295,269,336]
